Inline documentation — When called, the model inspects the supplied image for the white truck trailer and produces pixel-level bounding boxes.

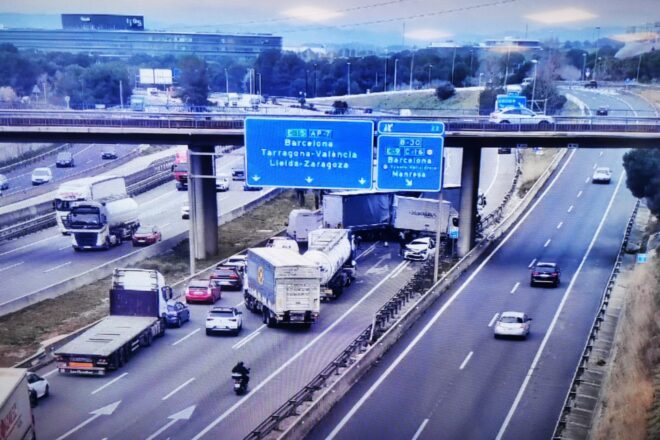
[55,269,172,375]
[303,228,356,300]
[286,209,322,243]
[245,248,320,327]
[54,175,127,234]
[0,369,35,440]
[392,196,458,236]
[66,197,140,250]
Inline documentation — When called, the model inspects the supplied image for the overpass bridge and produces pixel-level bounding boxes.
[1,110,657,259]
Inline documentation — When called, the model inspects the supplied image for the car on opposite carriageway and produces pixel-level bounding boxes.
[592,167,612,184]
[530,262,561,287]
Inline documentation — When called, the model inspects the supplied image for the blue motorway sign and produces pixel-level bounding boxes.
[244,117,374,189]
[496,93,527,110]
[377,121,445,136]
[376,135,444,191]
[637,253,648,264]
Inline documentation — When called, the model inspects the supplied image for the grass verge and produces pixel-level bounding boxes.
[0,189,316,367]
[516,148,560,198]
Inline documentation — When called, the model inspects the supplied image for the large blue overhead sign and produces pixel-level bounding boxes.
[376,121,444,191]
[244,117,374,189]
[496,93,527,110]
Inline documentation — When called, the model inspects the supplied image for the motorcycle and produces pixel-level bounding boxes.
[232,372,249,395]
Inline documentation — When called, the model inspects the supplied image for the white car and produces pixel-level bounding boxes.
[31,167,53,185]
[489,107,554,127]
[224,253,248,273]
[27,372,49,401]
[403,237,435,261]
[206,306,243,335]
[181,204,190,219]
[592,167,612,184]
[494,311,532,339]
[216,173,230,191]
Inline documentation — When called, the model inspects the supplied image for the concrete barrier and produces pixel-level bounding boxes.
[0,188,283,317]
[275,148,570,440]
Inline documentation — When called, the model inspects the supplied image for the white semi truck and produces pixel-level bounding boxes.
[54,175,127,234]
[245,248,321,327]
[0,369,35,440]
[392,196,458,235]
[55,269,172,375]
[66,197,139,250]
[303,228,356,300]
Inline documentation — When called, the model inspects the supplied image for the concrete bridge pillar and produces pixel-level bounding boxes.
[189,145,218,259]
[457,147,481,257]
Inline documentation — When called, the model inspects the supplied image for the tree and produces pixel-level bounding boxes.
[435,82,455,100]
[179,56,209,106]
[478,85,505,115]
[623,148,660,218]
[81,62,130,107]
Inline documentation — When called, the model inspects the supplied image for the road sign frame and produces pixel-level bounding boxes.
[244,117,374,190]
[376,134,444,191]
[377,121,445,136]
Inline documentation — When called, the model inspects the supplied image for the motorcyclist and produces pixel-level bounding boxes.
[232,361,250,386]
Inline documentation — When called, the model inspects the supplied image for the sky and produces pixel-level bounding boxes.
[0,0,657,46]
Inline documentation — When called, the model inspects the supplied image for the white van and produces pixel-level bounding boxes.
[265,237,300,254]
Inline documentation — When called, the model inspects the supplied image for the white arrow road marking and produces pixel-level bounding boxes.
[145,405,196,440]
[172,328,200,346]
[55,401,121,440]
[365,255,391,275]
[488,313,500,328]
[91,372,127,395]
[162,378,196,401]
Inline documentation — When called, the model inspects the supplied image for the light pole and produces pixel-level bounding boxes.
[469,49,474,78]
[347,62,351,95]
[313,63,318,97]
[451,46,457,85]
[257,73,262,96]
[503,45,511,88]
[530,59,538,112]
[409,51,415,91]
[636,53,643,83]
[384,59,388,92]
[581,53,587,81]
[593,26,601,80]
[224,68,229,95]
[594,56,602,81]
[393,58,399,91]
[427,64,433,87]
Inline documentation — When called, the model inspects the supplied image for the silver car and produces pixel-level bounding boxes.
[494,311,532,339]
[489,107,554,127]
[592,167,612,184]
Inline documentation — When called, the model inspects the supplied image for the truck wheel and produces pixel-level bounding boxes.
[104,238,111,250]
[44,385,49,397]
[266,311,276,328]
[262,309,268,324]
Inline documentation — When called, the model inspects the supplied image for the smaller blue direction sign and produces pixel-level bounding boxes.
[496,93,527,110]
[245,117,374,190]
[377,121,445,136]
[637,253,648,264]
[376,135,444,191]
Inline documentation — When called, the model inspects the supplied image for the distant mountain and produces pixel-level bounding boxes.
[0,13,61,29]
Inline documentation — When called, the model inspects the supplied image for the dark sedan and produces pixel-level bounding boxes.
[165,300,190,327]
[210,265,243,290]
[132,225,162,246]
[530,262,561,287]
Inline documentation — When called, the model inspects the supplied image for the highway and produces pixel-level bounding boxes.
[25,150,515,439]
[0,143,136,199]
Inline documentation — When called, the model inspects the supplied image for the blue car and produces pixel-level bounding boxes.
[165,300,190,327]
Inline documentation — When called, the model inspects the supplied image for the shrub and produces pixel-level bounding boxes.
[435,82,456,101]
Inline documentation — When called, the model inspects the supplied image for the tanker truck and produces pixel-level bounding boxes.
[66,197,140,251]
[303,228,356,301]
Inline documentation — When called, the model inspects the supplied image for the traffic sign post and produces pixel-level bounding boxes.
[244,117,374,190]
[637,253,648,264]
[377,121,445,136]
[376,135,444,191]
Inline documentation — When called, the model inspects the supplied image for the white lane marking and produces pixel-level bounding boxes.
[322,148,578,440]
[593,163,597,170]
[234,301,245,308]
[191,259,409,440]
[544,239,551,248]
[85,159,93,164]
[0,262,24,272]
[357,243,377,259]
[411,419,429,440]
[389,261,410,278]
[585,177,590,183]
[172,328,200,346]
[459,351,474,370]
[528,259,536,268]
[567,205,574,213]
[162,377,195,400]
[43,368,58,378]
[510,282,520,294]
[160,222,171,229]
[232,325,265,350]
[483,151,500,196]
[44,261,72,273]
[495,170,625,439]
[556,222,563,230]
[58,245,70,251]
[0,234,59,257]
[141,190,175,207]
[488,313,500,328]
[577,191,583,198]
[599,151,603,157]
[91,372,128,395]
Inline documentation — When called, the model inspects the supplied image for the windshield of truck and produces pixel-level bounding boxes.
[173,163,188,173]
[68,211,101,226]
[55,199,73,211]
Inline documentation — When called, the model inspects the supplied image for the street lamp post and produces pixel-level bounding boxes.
[313,64,318,97]
[594,57,602,81]
[503,45,511,88]
[478,72,484,87]
[224,68,229,95]
[530,60,538,112]
[347,62,351,95]
[393,58,399,91]
[427,64,433,87]
[257,73,262,96]
[384,59,388,92]
[409,51,415,91]
[636,53,643,83]
[469,49,474,78]
[451,46,457,85]
[581,53,587,81]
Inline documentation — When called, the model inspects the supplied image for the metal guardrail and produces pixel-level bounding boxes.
[478,150,523,234]
[551,199,642,439]
[0,143,71,174]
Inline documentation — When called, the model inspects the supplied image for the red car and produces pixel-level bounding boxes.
[185,279,222,304]
[132,225,162,246]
